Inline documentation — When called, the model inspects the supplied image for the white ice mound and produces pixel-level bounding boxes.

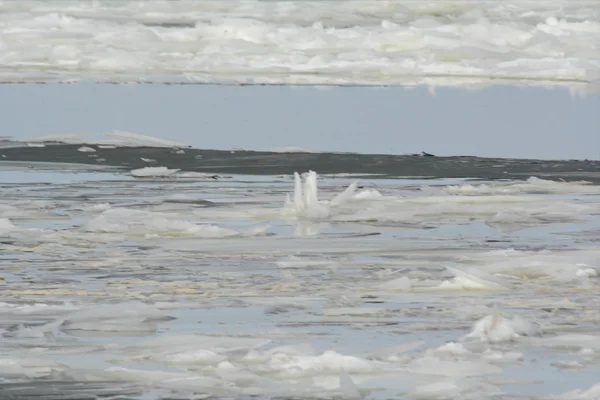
[283,170,360,220]
[285,171,332,219]
[438,267,508,291]
[465,312,541,343]
[131,166,180,178]
[267,350,374,378]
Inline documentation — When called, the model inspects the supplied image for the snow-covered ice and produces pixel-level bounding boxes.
[0,0,598,91]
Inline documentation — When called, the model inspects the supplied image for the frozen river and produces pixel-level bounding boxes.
[1,1,600,398]
[1,158,600,399]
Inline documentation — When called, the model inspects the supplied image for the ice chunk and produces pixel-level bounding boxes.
[285,171,329,219]
[576,268,598,278]
[77,146,96,152]
[283,170,360,220]
[353,189,383,200]
[268,350,373,378]
[465,312,541,343]
[339,369,361,399]
[433,342,470,356]
[439,267,508,291]
[482,350,524,364]
[329,181,359,207]
[130,166,180,177]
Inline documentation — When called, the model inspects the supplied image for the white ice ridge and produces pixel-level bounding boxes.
[21,130,191,148]
[0,1,598,91]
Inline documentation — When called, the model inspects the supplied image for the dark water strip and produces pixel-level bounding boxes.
[1,144,599,183]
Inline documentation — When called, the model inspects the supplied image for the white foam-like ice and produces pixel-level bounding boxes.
[0,1,598,91]
[465,312,541,343]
